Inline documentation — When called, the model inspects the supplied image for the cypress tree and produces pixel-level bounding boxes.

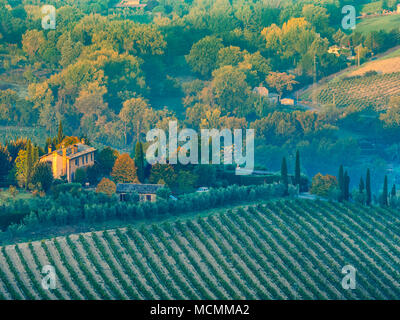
[359,177,365,193]
[295,150,301,188]
[33,146,39,164]
[382,175,388,207]
[45,137,53,153]
[25,140,33,189]
[134,141,145,183]
[344,171,350,201]
[281,157,289,196]
[57,120,64,145]
[338,165,344,202]
[391,184,396,198]
[366,169,371,206]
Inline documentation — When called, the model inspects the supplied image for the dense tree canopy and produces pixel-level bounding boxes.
[0,0,399,195]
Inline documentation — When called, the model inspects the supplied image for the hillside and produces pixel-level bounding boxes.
[0,199,399,300]
[356,14,400,34]
[350,57,400,76]
[302,72,400,111]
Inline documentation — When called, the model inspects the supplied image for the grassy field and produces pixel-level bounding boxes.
[0,126,47,145]
[360,1,383,15]
[380,47,400,59]
[356,14,400,34]
[350,57,400,76]
[0,199,399,300]
[0,190,32,205]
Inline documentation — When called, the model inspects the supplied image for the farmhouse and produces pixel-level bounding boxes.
[252,86,279,103]
[116,183,164,202]
[280,98,295,106]
[267,93,279,103]
[115,0,147,8]
[40,141,96,182]
[328,45,340,56]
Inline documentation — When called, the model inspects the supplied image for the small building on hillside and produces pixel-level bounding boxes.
[268,93,280,103]
[115,0,147,8]
[280,98,295,106]
[116,183,164,202]
[40,141,96,182]
[328,45,340,56]
[252,86,279,103]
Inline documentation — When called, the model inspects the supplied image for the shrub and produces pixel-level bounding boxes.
[31,162,53,192]
[8,185,18,197]
[51,183,82,198]
[96,178,116,196]
[310,173,338,198]
[2,182,288,236]
[156,186,172,200]
[74,168,87,185]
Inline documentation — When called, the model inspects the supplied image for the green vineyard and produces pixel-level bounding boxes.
[0,199,399,300]
[303,72,400,111]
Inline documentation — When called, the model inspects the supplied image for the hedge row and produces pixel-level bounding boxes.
[0,183,292,239]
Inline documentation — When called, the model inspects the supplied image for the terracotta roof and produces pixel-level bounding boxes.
[116,183,164,194]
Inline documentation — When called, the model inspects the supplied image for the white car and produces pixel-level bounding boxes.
[196,187,209,193]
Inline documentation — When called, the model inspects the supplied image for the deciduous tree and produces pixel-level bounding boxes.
[111,154,139,183]
[119,97,154,145]
[266,72,298,100]
[96,177,116,196]
[149,163,177,188]
[186,36,223,77]
[310,173,338,198]
[211,66,251,116]
[22,29,45,61]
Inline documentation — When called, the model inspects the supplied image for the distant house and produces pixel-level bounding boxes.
[116,183,164,202]
[252,86,269,97]
[280,98,295,106]
[252,86,280,103]
[115,0,147,8]
[268,93,279,104]
[40,141,96,182]
[328,45,340,56]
